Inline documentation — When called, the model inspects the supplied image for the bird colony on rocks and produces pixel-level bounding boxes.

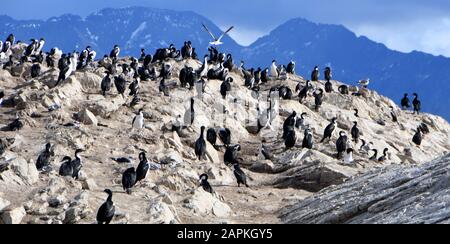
[0,32,449,224]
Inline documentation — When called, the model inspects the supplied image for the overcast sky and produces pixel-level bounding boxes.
[2,0,450,57]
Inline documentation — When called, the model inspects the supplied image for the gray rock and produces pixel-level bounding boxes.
[1,206,26,224]
[280,154,450,224]
[0,197,11,212]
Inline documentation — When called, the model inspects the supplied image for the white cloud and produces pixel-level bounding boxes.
[349,17,450,57]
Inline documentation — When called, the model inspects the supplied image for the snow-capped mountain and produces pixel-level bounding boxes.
[0,8,449,120]
[0,7,242,57]
[241,18,450,121]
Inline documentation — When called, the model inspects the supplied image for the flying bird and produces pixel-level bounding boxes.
[202,24,234,46]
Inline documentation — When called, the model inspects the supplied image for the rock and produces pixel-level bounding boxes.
[250,160,275,173]
[162,194,174,205]
[77,108,98,126]
[49,195,67,208]
[184,188,231,218]
[0,197,11,212]
[205,142,220,164]
[273,160,356,192]
[63,192,92,224]
[81,178,97,190]
[207,167,235,185]
[6,156,39,185]
[160,150,184,166]
[280,154,450,224]
[147,199,178,224]
[1,207,26,224]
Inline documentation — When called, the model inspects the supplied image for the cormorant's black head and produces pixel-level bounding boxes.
[339,131,346,137]
[199,174,208,181]
[139,152,146,161]
[332,117,337,123]
[272,60,276,63]
[200,126,206,132]
[292,111,297,116]
[45,143,52,151]
[234,145,241,151]
[413,93,418,97]
[104,189,113,195]
[226,77,234,83]
[404,93,408,97]
[75,149,84,157]
[353,121,358,125]
[61,156,72,163]
[347,148,354,153]
[384,148,389,153]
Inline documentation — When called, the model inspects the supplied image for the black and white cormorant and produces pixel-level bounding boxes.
[220,77,232,99]
[206,128,217,147]
[184,98,195,126]
[320,118,337,143]
[297,80,311,104]
[96,189,115,224]
[287,61,295,74]
[195,126,207,160]
[224,144,241,166]
[101,72,112,96]
[283,111,297,139]
[114,75,127,97]
[369,149,378,161]
[378,148,389,162]
[219,128,231,146]
[109,45,120,59]
[122,167,137,194]
[351,121,360,143]
[389,106,398,123]
[311,66,319,81]
[199,174,213,194]
[338,85,349,95]
[58,156,73,177]
[284,128,297,149]
[302,129,313,149]
[135,152,149,184]
[412,93,421,115]
[324,67,332,82]
[336,131,348,159]
[71,149,84,180]
[412,127,422,146]
[401,93,410,110]
[314,88,324,111]
[232,163,249,187]
[36,143,53,171]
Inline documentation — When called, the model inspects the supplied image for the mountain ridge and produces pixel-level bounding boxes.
[0,7,449,121]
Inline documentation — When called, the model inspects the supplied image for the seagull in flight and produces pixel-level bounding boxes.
[202,23,234,46]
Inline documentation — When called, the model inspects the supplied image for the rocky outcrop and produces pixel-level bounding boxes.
[280,154,450,224]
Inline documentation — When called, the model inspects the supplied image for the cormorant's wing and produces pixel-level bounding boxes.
[202,24,217,40]
[217,26,234,42]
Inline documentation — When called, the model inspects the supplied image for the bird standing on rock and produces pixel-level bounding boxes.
[195,126,207,161]
[199,174,213,194]
[101,72,112,96]
[321,118,337,143]
[36,143,54,171]
[96,189,115,224]
[132,109,144,130]
[401,93,410,110]
[232,163,249,187]
[412,93,421,115]
[122,167,137,194]
[135,152,149,184]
